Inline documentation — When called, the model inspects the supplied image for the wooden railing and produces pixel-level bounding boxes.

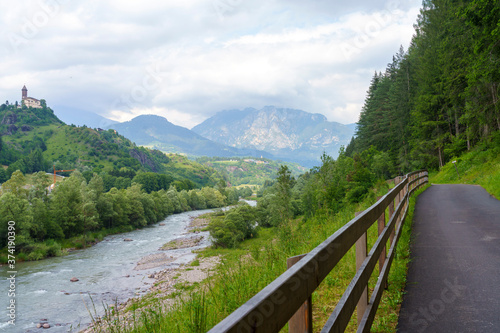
[207,170,428,333]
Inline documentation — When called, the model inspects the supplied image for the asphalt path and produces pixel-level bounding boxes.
[397,184,500,332]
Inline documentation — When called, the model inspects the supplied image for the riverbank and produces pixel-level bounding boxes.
[82,213,219,332]
[77,185,417,332]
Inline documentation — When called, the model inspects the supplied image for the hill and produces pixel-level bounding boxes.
[197,156,307,186]
[106,114,273,159]
[0,104,222,188]
[191,106,355,167]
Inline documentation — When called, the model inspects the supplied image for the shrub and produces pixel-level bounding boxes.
[209,204,257,248]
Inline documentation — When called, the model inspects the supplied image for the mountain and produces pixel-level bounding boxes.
[106,114,273,159]
[192,106,355,167]
[53,105,118,129]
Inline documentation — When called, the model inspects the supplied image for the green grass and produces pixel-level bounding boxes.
[431,136,500,198]
[88,180,427,333]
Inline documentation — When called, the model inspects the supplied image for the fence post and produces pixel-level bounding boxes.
[287,254,312,333]
[377,196,387,289]
[390,177,401,246]
[355,211,368,327]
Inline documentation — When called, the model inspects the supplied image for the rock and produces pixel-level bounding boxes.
[124,274,130,278]
[129,148,158,172]
[37,323,42,328]
[21,125,33,132]
[6,124,18,135]
[124,238,133,241]
[1,112,17,125]
[159,223,165,226]
[43,323,50,328]
[70,277,79,282]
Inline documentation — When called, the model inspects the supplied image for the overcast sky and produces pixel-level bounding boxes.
[0,0,422,129]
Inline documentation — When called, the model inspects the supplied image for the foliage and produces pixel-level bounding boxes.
[90,178,425,333]
[349,0,500,173]
[430,133,500,198]
[209,203,258,248]
[0,170,230,258]
[196,156,307,186]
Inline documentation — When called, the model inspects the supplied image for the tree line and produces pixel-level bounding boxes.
[348,0,500,172]
[0,169,250,261]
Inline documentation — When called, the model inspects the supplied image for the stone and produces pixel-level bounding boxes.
[70,277,79,282]
[124,238,133,241]
[43,323,50,328]
[36,323,42,328]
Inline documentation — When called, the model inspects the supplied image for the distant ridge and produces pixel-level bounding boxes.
[53,106,118,129]
[192,106,355,167]
[106,114,273,159]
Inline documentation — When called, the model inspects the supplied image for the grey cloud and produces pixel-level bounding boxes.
[0,0,422,128]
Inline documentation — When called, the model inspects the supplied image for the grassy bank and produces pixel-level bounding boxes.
[89,180,429,333]
[430,135,500,198]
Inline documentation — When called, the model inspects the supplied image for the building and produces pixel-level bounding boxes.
[21,85,42,108]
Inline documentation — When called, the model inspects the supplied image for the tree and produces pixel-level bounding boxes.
[29,171,51,202]
[275,165,294,223]
[80,180,99,244]
[0,192,33,249]
[50,171,85,237]
[209,203,257,248]
[1,170,28,198]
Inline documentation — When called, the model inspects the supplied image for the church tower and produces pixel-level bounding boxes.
[22,85,27,99]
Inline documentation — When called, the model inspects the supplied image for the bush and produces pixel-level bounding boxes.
[209,204,257,248]
[346,185,368,203]
[46,242,62,257]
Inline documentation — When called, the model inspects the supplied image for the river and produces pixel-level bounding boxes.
[0,206,227,333]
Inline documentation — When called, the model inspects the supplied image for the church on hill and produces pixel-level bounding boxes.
[21,85,42,108]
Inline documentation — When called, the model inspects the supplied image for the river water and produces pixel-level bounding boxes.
[0,208,220,333]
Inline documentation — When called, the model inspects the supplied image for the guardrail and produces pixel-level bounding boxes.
[208,170,428,333]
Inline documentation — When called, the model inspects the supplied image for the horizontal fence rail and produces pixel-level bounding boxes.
[208,170,428,333]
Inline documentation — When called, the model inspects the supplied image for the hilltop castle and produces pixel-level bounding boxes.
[21,85,42,108]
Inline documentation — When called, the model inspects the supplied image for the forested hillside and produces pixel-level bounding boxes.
[0,103,222,188]
[348,0,500,174]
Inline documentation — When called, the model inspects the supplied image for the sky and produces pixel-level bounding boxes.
[0,0,422,129]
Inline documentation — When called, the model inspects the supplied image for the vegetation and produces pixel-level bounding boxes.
[83,2,500,331]
[430,134,500,198]
[348,0,500,175]
[2,2,499,331]
[196,156,307,186]
[89,174,425,333]
[0,104,226,189]
[0,169,242,262]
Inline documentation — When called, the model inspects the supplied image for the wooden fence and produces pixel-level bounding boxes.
[208,170,428,333]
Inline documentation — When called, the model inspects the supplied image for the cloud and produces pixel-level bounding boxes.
[0,0,422,128]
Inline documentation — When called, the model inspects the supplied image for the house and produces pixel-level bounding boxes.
[21,85,42,108]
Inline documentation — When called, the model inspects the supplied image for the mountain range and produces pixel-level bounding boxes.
[105,114,273,159]
[192,106,355,166]
[66,106,355,167]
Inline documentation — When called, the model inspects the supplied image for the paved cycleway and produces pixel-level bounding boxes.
[397,184,500,332]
